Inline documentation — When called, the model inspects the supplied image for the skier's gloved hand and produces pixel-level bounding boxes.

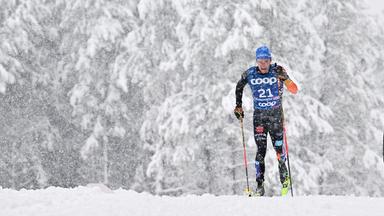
[234,106,244,120]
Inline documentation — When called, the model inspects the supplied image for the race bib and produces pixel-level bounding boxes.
[247,68,281,110]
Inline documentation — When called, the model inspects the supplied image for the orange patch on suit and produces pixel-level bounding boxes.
[284,79,298,94]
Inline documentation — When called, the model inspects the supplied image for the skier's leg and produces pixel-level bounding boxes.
[269,109,289,184]
[253,110,267,185]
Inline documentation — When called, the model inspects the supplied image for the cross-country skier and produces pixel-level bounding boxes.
[234,45,298,196]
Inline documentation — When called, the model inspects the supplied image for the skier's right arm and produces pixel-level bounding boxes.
[234,71,248,119]
[235,71,248,107]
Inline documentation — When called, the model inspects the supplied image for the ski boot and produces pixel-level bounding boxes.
[254,182,265,196]
[281,177,291,196]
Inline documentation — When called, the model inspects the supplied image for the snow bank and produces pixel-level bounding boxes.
[1,186,383,216]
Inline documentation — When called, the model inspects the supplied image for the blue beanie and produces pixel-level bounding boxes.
[256,46,271,60]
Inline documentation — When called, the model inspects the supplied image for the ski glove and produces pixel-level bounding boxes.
[234,106,244,120]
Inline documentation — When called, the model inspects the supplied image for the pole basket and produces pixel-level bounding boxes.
[244,188,253,197]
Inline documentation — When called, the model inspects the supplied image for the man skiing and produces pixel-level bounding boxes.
[234,45,298,196]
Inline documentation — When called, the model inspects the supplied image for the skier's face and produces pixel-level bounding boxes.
[257,59,271,73]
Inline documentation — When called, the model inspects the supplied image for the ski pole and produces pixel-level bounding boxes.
[283,127,294,197]
[240,116,252,197]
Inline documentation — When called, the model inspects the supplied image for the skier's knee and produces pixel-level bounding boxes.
[254,126,266,142]
[277,152,286,163]
[274,140,283,148]
[274,140,286,162]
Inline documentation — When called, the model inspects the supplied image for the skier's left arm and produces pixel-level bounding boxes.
[276,65,298,94]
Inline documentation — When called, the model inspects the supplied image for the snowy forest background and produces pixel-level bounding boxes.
[0,0,383,196]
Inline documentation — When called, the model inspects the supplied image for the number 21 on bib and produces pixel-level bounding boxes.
[252,76,280,110]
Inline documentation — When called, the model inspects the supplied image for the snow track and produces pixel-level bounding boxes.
[1,186,383,216]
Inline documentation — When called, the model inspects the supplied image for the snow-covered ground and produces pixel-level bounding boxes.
[1,185,384,216]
